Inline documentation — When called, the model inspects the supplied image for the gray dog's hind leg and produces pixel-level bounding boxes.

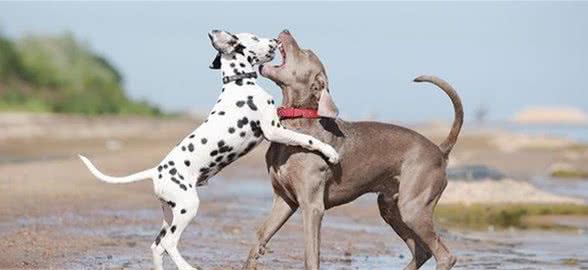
[377,192,432,270]
[397,167,456,270]
[243,194,297,270]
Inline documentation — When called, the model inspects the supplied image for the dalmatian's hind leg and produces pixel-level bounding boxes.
[159,194,201,270]
[151,200,174,270]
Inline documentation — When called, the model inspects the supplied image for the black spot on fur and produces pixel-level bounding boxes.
[184,160,191,167]
[230,63,235,68]
[201,138,207,144]
[189,134,195,139]
[158,174,162,179]
[250,121,262,137]
[188,143,194,152]
[179,184,187,191]
[246,81,254,85]
[236,101,245,107]
[240,62,246,68]
[170,225,177,233]
[218,111,225,115]
[163,164,168,169]
[169,168,177,175]
[168,161,175,166]
[227,153,237,161]
[236,79,243,86]
[210,111,216,115]
[181,209,187,214]
[209,162,216,167]
[181,146,186,151]
[171,177,180,184]
[240,131,246,137]
[228,127,235,133]
[219,145,233,153]
[155,228,166,245]
[309,140,313,145]
[246,96,257,110]
[218,140,225,147]
[237,117,249,128]
[158,166,163,172]
[167,201,176,208]
[215,156,223,162]
[210,150,218,156]
[271,120,275,126]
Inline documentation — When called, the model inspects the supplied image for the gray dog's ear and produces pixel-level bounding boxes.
[313,73,339,118]
[318,89,339,118]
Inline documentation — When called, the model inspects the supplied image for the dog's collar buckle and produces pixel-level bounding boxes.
[277,107,320,119]
[222,72,257,84]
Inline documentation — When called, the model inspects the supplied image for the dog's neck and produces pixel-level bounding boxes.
[220,54,257,86]
[280,86,318,109]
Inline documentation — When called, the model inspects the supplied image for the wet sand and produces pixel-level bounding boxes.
[1,115,588,269]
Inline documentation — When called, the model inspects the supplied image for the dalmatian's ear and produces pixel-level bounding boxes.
[209,53,221,69]
[313,73,339,118]
[208,30,243,55]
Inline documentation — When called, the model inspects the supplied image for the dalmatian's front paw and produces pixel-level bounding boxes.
[320,144,340,164]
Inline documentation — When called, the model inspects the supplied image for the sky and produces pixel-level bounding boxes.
[0,2,587,122]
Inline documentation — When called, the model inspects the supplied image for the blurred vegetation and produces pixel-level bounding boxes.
[0,32,161,115]
[551,169,588,179]
[436,203,588,229]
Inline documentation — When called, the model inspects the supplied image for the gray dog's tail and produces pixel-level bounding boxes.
[413,75,463,158]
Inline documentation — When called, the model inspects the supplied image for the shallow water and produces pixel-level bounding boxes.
[532,175,588,203]
[6,177,588,269]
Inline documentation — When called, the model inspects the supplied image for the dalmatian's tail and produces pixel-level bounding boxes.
[78,155,155,184]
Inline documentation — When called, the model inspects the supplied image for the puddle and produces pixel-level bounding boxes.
[532,175,588,203]
[5,176,588,269]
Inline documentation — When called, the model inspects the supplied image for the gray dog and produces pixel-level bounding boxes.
[243,30,463,270]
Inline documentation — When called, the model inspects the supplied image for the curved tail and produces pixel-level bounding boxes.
[78,155,155,184]
[413,75,463,158]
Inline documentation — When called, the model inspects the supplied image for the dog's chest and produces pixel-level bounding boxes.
[165,88,267,186]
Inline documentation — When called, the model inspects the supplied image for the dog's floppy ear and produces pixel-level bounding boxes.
[313,73,339,118]
[209,53,221,69]
[208,30,240,55]
[318,89,339,118]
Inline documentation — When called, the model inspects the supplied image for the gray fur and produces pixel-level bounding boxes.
[245,30,463,270]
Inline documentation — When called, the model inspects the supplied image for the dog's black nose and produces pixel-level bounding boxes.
[282,29,290,34]
[211,29,220,33]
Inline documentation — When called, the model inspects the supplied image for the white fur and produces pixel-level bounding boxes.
[79,31,339,270]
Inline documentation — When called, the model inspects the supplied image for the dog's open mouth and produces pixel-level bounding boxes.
[275,42,286,68]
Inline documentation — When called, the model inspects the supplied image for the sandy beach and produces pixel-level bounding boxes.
[1,114,587,269]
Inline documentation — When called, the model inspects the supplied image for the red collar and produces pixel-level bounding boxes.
[277,107,319,119]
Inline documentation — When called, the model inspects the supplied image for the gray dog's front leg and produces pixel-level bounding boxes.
[300,179,326,270]
[243,195,296,270]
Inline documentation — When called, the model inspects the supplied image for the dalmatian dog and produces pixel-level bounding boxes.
[79,30,339,270]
